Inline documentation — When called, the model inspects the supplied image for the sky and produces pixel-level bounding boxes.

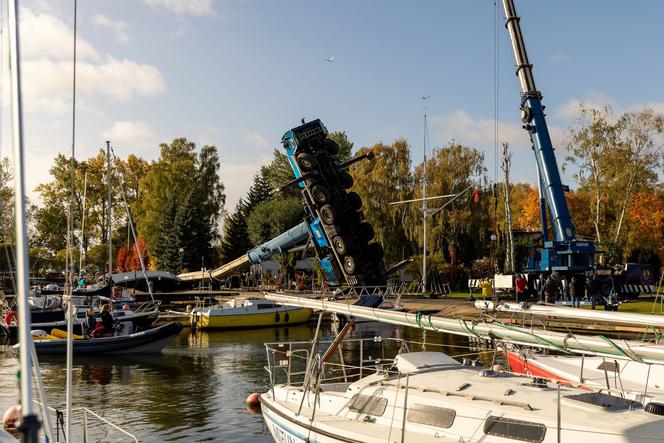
[5,0,664,215]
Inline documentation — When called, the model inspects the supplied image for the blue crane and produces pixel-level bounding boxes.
[502,0,595,274]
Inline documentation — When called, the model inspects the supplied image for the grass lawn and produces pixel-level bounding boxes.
[581,299,664,315]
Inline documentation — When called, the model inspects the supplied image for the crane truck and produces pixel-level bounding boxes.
[502,0,598,301]
[180,119,387,290]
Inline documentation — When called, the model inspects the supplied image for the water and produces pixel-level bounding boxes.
[0,322,474,442]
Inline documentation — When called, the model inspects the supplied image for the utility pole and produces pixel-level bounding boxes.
[421,95,429,294]
[106,140,112,278]
[501,142,515,273]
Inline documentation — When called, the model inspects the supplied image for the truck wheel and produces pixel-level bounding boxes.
[311,185,331,204]
[332,235,348,255]
[347,192,362,210]
[297,153,317,171]
[338,171,354,189]
[319,205,336,225]
[359,222,374,241]
[343,255,357,275]
[323,139,340,155]
[366,243,384,261]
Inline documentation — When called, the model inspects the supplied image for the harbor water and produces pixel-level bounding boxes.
[0,321,473,442]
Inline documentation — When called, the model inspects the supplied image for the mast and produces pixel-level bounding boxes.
[421,96,428,293]
[8,0,41,440]
[106,140,112,277]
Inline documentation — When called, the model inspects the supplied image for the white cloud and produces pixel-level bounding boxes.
[554,91,664,121]
[221,159,271,211]
[23,57,166,114]
[429,109,531,148]
[144,0,214,16]
[101,121,158,148]
[21,8,98,60]
[93,14,131,44]
[245,132,270,150]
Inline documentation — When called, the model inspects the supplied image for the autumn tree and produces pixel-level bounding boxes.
[565,105,663,260]
[349,139,413,265]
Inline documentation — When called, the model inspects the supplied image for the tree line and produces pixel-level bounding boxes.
[0,105,661,285]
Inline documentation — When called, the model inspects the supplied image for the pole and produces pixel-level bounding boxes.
[8,0,41,440]
[421,96,429,294]
[106,140,113,277]
[79,170,87,279]
[65,1,78,440]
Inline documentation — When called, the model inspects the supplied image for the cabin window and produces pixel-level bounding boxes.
[348,394,387,416]
[407,404,455,428]
[484,416,546,442]
[256,304,274,310]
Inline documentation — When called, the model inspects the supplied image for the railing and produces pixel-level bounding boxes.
[264,336,411,389]
[33,399,139,442]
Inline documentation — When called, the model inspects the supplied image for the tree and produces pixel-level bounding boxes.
[0,158,14,243]
[406,142,488,267]
[218,199,250,263]
[328,131,354,162]
[349,139,413,264]
[245,166,273,214]
[153,194,180,273]
[137,138,225,268]
[565,105,663,257]
[247,197,303,246]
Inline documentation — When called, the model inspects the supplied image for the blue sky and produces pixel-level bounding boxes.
[11,0,664,215]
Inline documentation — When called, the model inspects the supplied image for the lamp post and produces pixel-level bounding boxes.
[179,247,184,273]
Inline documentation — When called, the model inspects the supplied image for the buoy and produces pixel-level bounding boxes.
[246,392,261,413]
[3,404,21,432]
[4,311,17,326]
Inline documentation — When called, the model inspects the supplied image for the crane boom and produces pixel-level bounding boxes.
[502,0,595,273]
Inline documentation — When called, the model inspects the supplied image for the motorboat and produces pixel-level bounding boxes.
[2,300,160,337]
[190,298,312,329]
[503,346,664,405]
[14,322,182,355]
[261,337,664,443]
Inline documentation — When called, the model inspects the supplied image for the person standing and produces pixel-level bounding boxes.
[515,274,527,303]
[543,274,558,304]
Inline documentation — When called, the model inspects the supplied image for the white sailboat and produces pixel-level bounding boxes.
[261,337,664,443]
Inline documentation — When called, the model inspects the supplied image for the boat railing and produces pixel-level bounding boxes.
[32,399,139,442]
[264,336,409,388]
[132,299,161,313]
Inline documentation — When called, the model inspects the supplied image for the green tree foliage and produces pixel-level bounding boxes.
[406,143,488,267]
[328,131,354,162]
[153,194,180,273]
[137,138,225,268]
[247,197,303,246]
[349,139,413,265]
[218,199,251,263]
[0,159,14,243]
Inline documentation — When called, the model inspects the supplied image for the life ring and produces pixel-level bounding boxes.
[4,311,17,326]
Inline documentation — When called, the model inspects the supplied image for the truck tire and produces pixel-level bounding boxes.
[332,235,348,255]
[297,153,317,171]
[358,222,374,241]
[347,192,362,210]
[319,205,336,225]
[311,185,331,204]
[366,243,384,261]
[338,171,354,189]
[343,255,357,275]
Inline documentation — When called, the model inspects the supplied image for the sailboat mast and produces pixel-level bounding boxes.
[107,140,112,277]
[8,0,41,440]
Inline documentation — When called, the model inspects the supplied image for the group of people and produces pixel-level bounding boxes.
[82,303,134,338]
[513,272,587,307]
